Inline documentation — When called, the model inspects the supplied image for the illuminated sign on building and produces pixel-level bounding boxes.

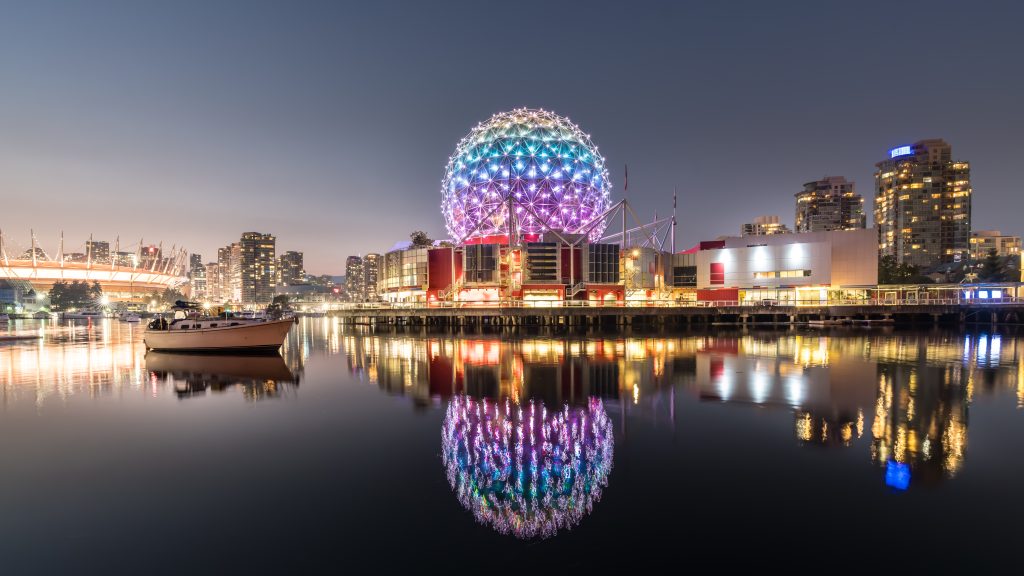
[889,146,912,158]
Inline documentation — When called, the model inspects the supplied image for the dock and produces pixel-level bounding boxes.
[0,334,41,342]
[327,300,1024,328]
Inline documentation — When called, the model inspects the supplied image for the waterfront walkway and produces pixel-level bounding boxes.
[325,298,1024,327]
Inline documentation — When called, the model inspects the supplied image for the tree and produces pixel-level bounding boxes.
[272,295,290,308]
[48,282,66,311]
[879,255,910,284]
[163,287,186,304]
[410,230,433,247]
[48,280,102,311]
[148,287,187,307]
[878,255,931,284]
[978,249,1010,282]
[878,255,899,284]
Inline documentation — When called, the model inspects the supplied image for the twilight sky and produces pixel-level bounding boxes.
[2,0,1023,274]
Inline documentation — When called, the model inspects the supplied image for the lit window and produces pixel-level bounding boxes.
[778,269,811,278]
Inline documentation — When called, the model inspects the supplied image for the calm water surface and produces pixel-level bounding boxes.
[1,318,1023,572]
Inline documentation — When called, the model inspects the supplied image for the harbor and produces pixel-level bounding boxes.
[2,317,1024,571]
[4,1,1024,571]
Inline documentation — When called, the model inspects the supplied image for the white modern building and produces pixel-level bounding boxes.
[695,228,878,303]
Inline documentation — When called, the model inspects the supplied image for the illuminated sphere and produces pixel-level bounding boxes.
[441,396,614,539]
[441,108,612,242]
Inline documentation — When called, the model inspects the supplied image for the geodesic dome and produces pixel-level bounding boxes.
[441,109,612,242]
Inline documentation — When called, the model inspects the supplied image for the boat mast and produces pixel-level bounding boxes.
[672,188,677,255]
[622,164,628,249]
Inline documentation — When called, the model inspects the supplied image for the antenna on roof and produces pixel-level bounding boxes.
[672,188,677,254]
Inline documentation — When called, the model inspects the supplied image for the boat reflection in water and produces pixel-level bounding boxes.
[145,352,300,401]
[442,395,613,539]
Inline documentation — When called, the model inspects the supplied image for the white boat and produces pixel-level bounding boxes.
[120,312,141,323]
[807,319,837,327]
[61,310,105,320]
[32,311,53,320]
[144,317,294,352]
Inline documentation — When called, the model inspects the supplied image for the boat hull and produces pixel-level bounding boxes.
[61,313,106,320]
[144,319,294,352]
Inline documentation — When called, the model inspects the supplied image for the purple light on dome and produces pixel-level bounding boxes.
[441,395,614,539]
[441,109,612,242]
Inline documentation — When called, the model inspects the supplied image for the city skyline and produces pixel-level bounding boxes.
[4,3,1024,568]
[3,1,1024,274]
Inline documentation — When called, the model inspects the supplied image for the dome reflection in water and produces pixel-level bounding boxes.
[442,395,613,539]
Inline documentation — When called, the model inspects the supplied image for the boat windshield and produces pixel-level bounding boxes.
[147,318,170,330]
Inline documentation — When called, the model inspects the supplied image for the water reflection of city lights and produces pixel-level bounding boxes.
[785,376,804,407]
[795,413,812,442]
[794,410,862,448]
[441,396,614,539]
[717,371,732,402]
[0,319,321,407]
[870,365,969,489]
[1018,358,1024,409]
[885,461,911,491]
[750,370,770,404]
[329,330,1024,493]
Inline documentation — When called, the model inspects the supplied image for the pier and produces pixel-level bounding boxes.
[325,299,1024,328]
